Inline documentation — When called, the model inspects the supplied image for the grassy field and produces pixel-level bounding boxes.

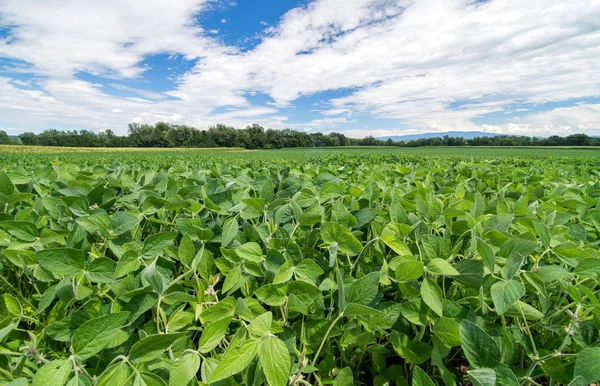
[1,144,599,160]
[0,145,599,385]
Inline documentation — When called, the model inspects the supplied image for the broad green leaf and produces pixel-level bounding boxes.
[198,316,232,353]
[295,259,324,282]
[96,362,131,386]
[208,339,258,383]
[129,333,184,363]
[255,284,287,306]
[574,347,600,383]
[420,277,443,316]
[115,250,141,278]
[142,232,177,259]
[553,242,593,259]
[142,259,169,294]
[178,234,195,266]
[36,248,85,276]
[248,312,272,337]
[344,303,386,317]
[412,365,434,386]
[110,211,140,236]
[86,257,116,283]
[433,317,461,347]
[169,352,200,386]
[493,364,519,386]
[459,320,500,368]
[72,312,130,359]
[236,242,263,262]
[0,170,15,196]
[491,279,525,315]
[346,271,379,305]
[395,260,424,282]
[477,237,496,273]
[468,368,496,386]
[221,217,239,247]
[333,367,353,386]
[76,214,111,237]
[320,222,363,255]
[427,258,459,275]
[259,336,291,386]
[32,359,72,386]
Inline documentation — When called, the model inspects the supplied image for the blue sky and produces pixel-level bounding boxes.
[0,0,598,137]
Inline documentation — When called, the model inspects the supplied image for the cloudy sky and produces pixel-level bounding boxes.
[0,0,599,137]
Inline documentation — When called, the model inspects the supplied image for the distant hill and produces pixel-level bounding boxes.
[378,131,500,141]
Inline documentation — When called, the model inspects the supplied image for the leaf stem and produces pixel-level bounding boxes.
[312,311,343,366]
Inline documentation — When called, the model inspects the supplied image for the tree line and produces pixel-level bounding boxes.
[2,123,599,149]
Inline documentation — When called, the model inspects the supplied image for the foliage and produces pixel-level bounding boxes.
[16,123,600,149]
[0,149,599,386]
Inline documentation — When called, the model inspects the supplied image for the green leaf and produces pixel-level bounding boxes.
[76,214,111,237]
[468,368,496,386]
[333,367,353,386]
[574,347,600,383]
[0,220,38,241]
[86,257,116,283]
[433,317,461,347]
[459,320,500,368]
[491,279,525,315]
[295,260,324,282]
[259,336,291,386]
[72,312,130,360]
[395,259,424,282]
[0,170,15,196]
[554,242,593,259]
[142,259,169,294]
[36,248,85,276]
[129,333,184,363]
[32,359,72,386]
[248,312,272,337]
[5,378,29,386]
[96,362,131,386]
[493,364,519,386]
[381,227,412,256]
[169,352,200,386]
[344,303,385,317]
[115,250,141,278]
[320,222,363,255]
[477,237,496,273]
[221,217,239,247]
[236,242,263,262]
[198,316,233,353]
[178,234,195,266]
[254,284,287,306]
[110,211,140,236]
[208,339,258,383]
[273,260,294,284]
[427,258,459,276]
[142,232,177,259]
[346,271,379,305]
[412,365,434,386]
[420,277,443,316]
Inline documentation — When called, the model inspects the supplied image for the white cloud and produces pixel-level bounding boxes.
[221,18,227,23]
[0,0,598,136]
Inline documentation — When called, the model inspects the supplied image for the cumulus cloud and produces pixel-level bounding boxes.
[0,0,598,136]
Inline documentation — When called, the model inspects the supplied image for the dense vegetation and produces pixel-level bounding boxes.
[1,148,600,386]
[6,124,600,149]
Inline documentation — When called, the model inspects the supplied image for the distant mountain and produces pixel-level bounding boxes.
[378,131,500,141]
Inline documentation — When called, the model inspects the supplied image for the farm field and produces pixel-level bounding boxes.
[1,146,600,386]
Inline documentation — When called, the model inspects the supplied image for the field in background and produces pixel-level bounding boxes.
[1,144,599,160]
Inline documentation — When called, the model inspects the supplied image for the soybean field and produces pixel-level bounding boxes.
[1,146,600,386]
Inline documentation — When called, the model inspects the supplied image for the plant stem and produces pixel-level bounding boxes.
[312,311,344,366]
